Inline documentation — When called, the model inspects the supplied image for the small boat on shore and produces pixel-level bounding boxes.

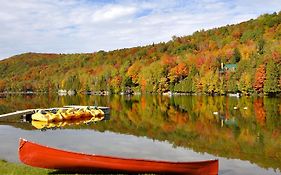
[18,138,219,174]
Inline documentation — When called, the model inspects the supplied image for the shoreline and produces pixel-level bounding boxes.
[0,91,279,97]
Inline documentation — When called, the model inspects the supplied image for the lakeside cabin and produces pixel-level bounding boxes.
[219,63,237,74]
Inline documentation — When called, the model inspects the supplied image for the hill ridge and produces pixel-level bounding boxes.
[0,12,281,96]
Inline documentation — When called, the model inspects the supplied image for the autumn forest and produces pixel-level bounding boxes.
[0,12,281,96]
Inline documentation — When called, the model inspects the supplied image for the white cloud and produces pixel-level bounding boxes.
[91,5,137,22]
[0,0,281,59]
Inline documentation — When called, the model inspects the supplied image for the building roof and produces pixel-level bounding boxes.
[224,64,237,69]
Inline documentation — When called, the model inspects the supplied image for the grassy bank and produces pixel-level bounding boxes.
[0,160,155,175]
[0,160,51,175]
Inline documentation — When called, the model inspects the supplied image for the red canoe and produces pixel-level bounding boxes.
[18,138,218,174]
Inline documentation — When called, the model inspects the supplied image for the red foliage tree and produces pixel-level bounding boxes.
[253,64,266,93]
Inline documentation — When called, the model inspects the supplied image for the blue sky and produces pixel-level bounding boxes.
[0,0,281,59]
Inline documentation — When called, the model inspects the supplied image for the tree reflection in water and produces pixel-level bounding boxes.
[0,94,280,171]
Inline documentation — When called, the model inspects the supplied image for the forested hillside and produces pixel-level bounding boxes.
[0,12,281,96]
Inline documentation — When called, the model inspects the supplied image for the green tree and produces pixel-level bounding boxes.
[201,70,220,95]
[218,75,226,95]
[238,72,253,95]
[174,76,193,93]
[139,61,167,92]
[231,48,241,63]
[64,75,81,91]
[257,38,265,55]
[264,60,280,95]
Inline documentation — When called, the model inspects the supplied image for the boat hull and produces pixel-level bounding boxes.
[18,139,218,174]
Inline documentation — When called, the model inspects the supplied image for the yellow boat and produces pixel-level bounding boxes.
[82,107,94,118]
[61,108,76,120]
[72,108,84,119]
[32,110,57,122]
[52,112,64,122]
[32,115,104,129]
[31,107,105,122]
[89,107,104,117]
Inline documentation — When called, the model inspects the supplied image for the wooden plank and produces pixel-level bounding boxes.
[0,109,35,118]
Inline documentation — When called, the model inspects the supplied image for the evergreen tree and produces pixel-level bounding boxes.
[264,60,280,96]
[231,48,241,63]
[257,38,265,55]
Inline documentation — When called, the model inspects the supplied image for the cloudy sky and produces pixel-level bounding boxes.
[1,0,281,59]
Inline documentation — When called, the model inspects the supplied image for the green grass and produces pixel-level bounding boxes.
[0,160,155,175]
[0,160,51,175]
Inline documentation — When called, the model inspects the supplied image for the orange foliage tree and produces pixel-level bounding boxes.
[0,80,6,91]
[253,64,266,93]
[160,54,177,67]
[168,63,189,83]
[127,61,142,84]
[110,76,122,92]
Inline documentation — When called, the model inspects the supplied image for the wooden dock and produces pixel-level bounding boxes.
[0,109,35,119]
[0,106,110,119]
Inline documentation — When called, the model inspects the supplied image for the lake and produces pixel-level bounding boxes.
[0,94,280,175]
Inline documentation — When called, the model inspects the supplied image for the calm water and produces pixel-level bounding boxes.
[0,94,280,175]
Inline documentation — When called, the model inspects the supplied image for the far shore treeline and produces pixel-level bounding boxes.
[0,12,281,96]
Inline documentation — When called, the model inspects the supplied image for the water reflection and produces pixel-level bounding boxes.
[0,94,280,172]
